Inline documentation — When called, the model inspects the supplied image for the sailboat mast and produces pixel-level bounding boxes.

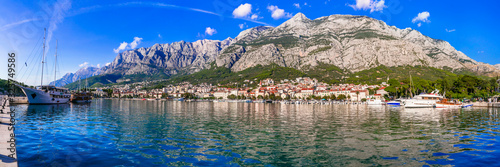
[409,72,413,97]
[41,28,46,88]
[54,40,58,86]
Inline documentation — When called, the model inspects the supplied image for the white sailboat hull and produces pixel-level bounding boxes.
[18,85,70,104]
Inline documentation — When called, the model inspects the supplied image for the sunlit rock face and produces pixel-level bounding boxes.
[103,13,500,77]
[51,66,101,86]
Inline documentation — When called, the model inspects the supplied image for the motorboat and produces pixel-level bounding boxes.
[435,99,462,108]
[402,90,443,108]
[386,100,401,106]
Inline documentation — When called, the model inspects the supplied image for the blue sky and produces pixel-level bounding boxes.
[1,0,499,85]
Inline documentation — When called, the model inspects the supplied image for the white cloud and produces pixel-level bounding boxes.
[113,42,128,53]
[349,0,386,13]
[478,51,484,54]
[251,14,259,20]
[158,34,162,38]
[113,37,143,53]
[44,0,72,56]
[267,5,293,20]
[205,27,217,36]
[130,37,143,49]
[233,3,252,18]
[96,64,100,68]
[417,23,422,27]
[412,11,430,23]
[79,62,89,67]
[239,23,248,29]
[445,28,455,32]
[0,18,38,31]
[304,2,308,6]
[293,3,301,9]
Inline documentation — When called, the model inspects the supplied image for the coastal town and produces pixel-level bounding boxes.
[96,77,391,101]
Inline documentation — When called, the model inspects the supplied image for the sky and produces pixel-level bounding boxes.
[1,0,499,85]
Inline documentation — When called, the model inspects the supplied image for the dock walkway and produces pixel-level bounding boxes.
[471,102,500,108]
[0,95,18,167]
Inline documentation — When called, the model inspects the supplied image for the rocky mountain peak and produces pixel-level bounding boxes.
[290,12,308,21]
[50,66,101,87]
[494,64,500,70]
[277,12,310,28]
[235,26,272,42]
[59,13,500,87]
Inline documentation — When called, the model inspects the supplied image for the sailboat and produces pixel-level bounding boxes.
[401,73,443,108]
[15,29,71,104]
[70,77,92,103]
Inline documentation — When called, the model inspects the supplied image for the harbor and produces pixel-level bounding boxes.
[0,95,17,167]
[8,98,500,166]
[0,1,499,166]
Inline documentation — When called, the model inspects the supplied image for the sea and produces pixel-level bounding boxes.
[12,99,500,166]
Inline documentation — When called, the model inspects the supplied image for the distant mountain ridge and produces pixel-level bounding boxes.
[50,66,101,87]
[61,13,500,87]
[100,38,234,75]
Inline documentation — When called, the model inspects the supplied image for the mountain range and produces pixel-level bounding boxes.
[57,13,500,88]
[50,66,101,87]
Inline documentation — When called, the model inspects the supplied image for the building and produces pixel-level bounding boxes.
[349,90,368,101]
[214,91,228,99]
[376,87,388,96]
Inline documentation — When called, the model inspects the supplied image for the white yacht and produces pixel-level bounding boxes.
[401,90,443,108]
[15,29,71,104]
[16,85,71,104]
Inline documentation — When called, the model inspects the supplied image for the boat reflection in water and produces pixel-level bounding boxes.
[11,100,500,166]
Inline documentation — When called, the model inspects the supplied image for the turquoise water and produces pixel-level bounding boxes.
[12,99,500,166]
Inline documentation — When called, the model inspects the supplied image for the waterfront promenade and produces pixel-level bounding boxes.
[0,95,17,167]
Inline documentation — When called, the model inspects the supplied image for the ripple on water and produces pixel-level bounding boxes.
[12,101,500,166]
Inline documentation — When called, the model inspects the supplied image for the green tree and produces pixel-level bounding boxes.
[227,94,237,99]
[337,94,346,100]
[182,93,196,99]
[330,94,336,100]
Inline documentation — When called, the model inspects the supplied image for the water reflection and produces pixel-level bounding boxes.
[12,100,500,166]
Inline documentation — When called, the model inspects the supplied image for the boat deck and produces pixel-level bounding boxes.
[0,95,18,166]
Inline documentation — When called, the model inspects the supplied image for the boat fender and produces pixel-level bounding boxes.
[52,98,55,101]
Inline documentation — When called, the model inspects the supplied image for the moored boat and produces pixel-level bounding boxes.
[435,99,462,108]
[16,84,71,104]
[462,104,473,108]
[70,92,92,103]
[402,90,443,108]
[14,29,71,105]
[386,100,401,106]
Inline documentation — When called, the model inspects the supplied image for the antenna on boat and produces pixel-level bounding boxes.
[41,28,46,88]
